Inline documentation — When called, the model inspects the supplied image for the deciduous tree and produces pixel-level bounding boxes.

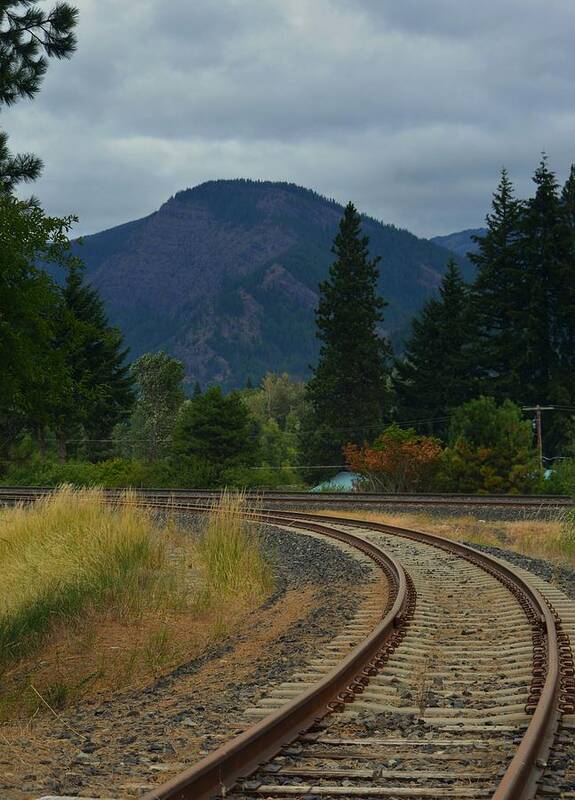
[344,424,442,492]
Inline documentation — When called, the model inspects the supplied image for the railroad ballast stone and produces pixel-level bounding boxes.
[1,522,372,800]
[464,541,575,601]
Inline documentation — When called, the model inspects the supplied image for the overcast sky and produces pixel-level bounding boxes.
[5,0,575,237]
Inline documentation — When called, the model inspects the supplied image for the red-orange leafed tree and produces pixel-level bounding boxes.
[344,424,443,492]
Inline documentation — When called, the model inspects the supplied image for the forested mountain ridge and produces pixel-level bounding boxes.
[69,179,471,388]
[431,228,486,258]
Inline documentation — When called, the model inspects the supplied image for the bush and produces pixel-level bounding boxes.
[344,424,443,492]
[536,459,575,495]
[0,457,178,488]
[441,397,537,494]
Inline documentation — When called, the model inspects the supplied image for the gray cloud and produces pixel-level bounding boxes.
[4,0,575,237]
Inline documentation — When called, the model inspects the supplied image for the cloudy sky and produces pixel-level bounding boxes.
[6,0,575,237]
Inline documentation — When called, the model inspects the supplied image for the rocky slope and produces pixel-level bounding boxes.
[71,179,472,388]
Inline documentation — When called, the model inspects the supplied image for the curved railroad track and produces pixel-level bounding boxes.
[6,492,574,799]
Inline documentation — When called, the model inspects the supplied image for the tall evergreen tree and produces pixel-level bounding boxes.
[302,202,391,474]
[469,168,525,401]
[519,157,575,453]
[395,258,474,436]
[0,1,78,190]
[52,266,134,459]
[562,164,575,231]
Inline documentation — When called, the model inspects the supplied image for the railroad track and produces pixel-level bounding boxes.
[10,494,573,799]
[0,486,572,509]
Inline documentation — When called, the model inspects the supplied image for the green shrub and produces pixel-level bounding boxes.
[440,397,538,494]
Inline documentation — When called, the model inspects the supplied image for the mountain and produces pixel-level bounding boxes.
[70,179,472,389]
[430,228,486,259]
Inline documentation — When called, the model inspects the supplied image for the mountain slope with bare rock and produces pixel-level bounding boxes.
[71,180,472,388]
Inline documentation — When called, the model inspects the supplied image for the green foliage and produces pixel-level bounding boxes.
[0,194,76,445]
[171,387,257,484]
[0,456,176,488]
[49,266,134,460]
[468,169,525,401]
[121,352,185,462]
[242,372,307,471]
[537,459,575,496]
[441,397,537,494]
[395,259,475,436]
[0,0,78,190]
[303,202,392,475]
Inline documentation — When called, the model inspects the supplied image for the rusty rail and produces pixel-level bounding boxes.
[0,486,571,508]
[141,505,562,800]
[141,512,412,800]
[4,492,564,799]
[265,510,563,800]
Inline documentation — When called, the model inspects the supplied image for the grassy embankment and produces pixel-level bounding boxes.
[0,487,272,719]
[318,508,575,567]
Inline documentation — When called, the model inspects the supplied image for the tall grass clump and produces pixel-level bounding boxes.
[198,491,273,604]
[558,509,575,559]
[0,486,180,669]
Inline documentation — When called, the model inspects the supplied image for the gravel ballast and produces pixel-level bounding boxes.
[0,521,375,800]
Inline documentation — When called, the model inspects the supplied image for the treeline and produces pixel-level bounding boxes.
[1,196,134,468]
[2,0,575,493]
[299,160,575,493]
[396,159,575,456]
[3,356,308,489]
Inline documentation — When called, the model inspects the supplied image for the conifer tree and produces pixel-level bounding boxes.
[520,158,574,394]
[302,202,391,474]
[519,157,575,452]
[469,168,525,401]
[0,1,78,190]
[171,387,257,482]
[562,164,575,231]
[395,259,474,436]
[53,266,134,459]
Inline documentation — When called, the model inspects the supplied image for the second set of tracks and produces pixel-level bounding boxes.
[4,492,574,799]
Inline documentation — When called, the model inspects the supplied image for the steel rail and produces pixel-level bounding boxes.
[258,508,563,800]
[132,501,561,800]
[0,486,571,507]
[140,510,412,800]
[3,493,563,798]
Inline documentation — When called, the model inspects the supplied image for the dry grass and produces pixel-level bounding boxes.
[0,487,273,720]
[315,508,575,567]
[199,490,273,605]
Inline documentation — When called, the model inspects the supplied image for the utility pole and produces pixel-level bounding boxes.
[522,405,555,472]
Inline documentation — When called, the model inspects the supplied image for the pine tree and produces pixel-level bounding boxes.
[520,156,575,418]
[513,156,575,456]
[171,387,257,480]
[395,259,474,436]
[469,168,525,401]
[302,202,391,474]
[53,266,134,459]
[562,164,575,231]
[0,1,78,190]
